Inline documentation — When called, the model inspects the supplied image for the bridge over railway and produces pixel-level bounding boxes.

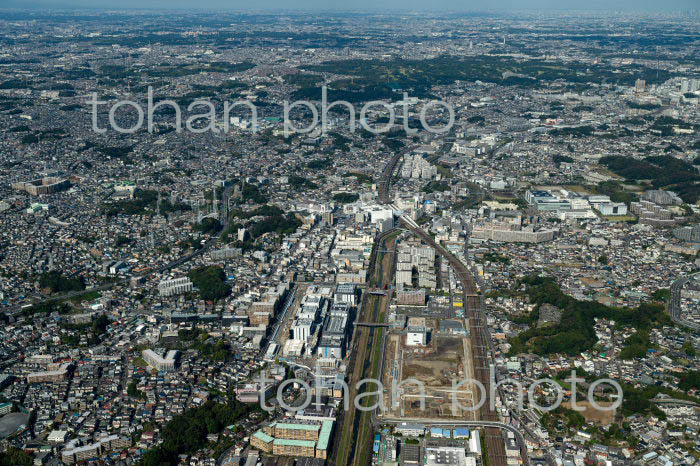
[353,322,392,328]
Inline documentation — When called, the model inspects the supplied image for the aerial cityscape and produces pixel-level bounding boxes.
[0,3,699,466]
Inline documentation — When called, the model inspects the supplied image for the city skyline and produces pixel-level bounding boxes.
[2,0,699,11]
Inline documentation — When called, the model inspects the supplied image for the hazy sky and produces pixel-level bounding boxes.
[2,0,698,11]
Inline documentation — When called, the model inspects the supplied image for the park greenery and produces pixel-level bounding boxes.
[223,204,302,244]
[619,330,652,360]
[239,182,268,204]
[38,271,85,293]
[342,172,373,184]
[593,181,639,206]
[553,154,574,166]
[296,56,671,100]
[678,370,700,392]
[288,175,319,190]
[187,266,231,301]
[508,275,671,356]
[193,217,222,235]
[333,192,360,203]
[102,188,191,217]
[422,180,451,194]
[478,252,511,265]
[60,314,112,347]
[127,380,145,399]
[599,155,700,203]
[0,448,32,466]
[177,328,231,361]
[306,157,334,170]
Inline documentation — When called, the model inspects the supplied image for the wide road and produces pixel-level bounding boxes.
[669,273,700,330]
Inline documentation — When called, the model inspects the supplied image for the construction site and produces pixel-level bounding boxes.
[381,323,478,420]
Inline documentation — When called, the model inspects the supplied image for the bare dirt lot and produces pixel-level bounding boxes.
[563,401,615,425]
[381,328,476,419]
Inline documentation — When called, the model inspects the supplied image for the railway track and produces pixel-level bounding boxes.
[378,146,413,204]
[398,220,514,466]
[331,229,398,466]
[375,145,516,466]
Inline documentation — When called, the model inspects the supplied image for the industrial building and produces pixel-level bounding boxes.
[425,447,469,466]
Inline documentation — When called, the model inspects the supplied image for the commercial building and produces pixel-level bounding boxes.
[598,202,628,216]
[335,283,358,306]
[291,318,313,342]
[407,326,428,346]
[397,288,426,306]
[47,430,68,443]
[469,430,481,455]
[317,304,350,358]
[235,383,275,403]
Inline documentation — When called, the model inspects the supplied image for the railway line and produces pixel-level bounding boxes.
[376,147,520,466]
[331,228,398,466]
[397,217,513,466]
[670,273,700,331]
[335,147,527,466]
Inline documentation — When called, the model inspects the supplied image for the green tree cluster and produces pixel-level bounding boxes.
[188,266,231,301]
[508,276,671,356]
[333,193,359,203]
[39,271,85,293]
[0,447,32,466]
[139,400,257,466]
